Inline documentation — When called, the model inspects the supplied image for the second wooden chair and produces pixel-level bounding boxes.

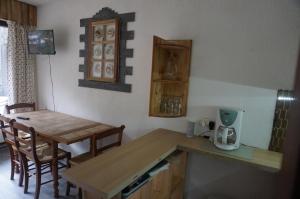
[69,125,125,166]
[6,102,36,114]
[66,125,125,197]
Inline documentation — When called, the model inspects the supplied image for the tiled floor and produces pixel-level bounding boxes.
[0,145,77,199]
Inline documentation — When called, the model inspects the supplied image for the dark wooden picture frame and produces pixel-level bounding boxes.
[88,18,120,82]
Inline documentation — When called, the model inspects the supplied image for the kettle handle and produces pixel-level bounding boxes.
[222,128,228,144]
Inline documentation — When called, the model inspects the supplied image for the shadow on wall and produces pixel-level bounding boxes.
[120,132,132,144]
[52,25,70,51]
[187,106,218,121]
[186,77,277,149]
[184,153,278,199]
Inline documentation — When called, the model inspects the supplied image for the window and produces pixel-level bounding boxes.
[0,21,8,114]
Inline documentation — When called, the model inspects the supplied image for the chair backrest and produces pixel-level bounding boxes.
[11,122,39,162]
[0,115,16,145]
[92,125,125,156]
[6,103,36,114]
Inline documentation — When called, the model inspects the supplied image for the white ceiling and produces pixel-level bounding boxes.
[19,0,54,6]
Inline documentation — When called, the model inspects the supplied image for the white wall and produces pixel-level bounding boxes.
[35,0,300,198]
[187,78,277,148]
[185,153,278,199]
[36,0,299,149]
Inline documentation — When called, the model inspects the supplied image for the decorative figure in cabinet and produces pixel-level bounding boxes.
[163,52,178,80]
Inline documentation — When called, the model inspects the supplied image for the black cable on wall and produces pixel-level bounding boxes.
[48,55,56,111]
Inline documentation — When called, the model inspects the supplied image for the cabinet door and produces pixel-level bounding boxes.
[127,151,187,199]
[170,181,184,199]
[167,151,187,198]
[127,180,152,199]
[83,191,121,199]
[128,170,171,199]
[150,168,171,199]
[151,36,191,82]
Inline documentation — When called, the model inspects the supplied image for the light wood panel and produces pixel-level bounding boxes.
[83,191,121,199]
[63,128,282,199]
[127,151,187,199]
[126,181,152,199]
[167,151,187,197]
[126,169,171,199]
[0,0,37,26]
[150,168,171,199]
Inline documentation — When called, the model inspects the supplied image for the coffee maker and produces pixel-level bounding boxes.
[214,108,243,150]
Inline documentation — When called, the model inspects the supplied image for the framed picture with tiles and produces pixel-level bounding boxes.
[88,18,119,82]
[79,7,135,92]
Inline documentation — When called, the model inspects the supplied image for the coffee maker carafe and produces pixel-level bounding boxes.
[214,108,243,150]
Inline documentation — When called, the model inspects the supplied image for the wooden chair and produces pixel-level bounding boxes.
[0,115,23,185]
[6,102,36,114]
[0,116,47,186]
[11,121,71,199]
[66,125,125,196]
[69,125,125,166]
[1,103,35,184]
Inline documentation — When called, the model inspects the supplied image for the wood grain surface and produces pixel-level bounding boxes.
[5,110,113,144]
[63,128,282,199]
[0,0,37,26]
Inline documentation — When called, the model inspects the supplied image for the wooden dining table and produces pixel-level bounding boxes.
[5,109,115,198]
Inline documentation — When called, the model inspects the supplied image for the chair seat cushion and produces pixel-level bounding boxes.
[18,131,31,139]
[4,128,31,141]
[21,143,68,163]
[11,137,47,150]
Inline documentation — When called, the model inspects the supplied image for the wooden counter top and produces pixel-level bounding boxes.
[63,129,282,199]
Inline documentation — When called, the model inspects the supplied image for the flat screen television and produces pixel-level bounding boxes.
[28,30,55,55]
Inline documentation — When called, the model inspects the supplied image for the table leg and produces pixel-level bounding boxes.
[52,141,59,198]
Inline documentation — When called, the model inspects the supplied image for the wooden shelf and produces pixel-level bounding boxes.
[149,36,192,117]
[152,79,187,83]
[149,112,183,118]
[157,44,188,50]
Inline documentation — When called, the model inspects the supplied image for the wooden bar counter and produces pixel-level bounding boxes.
[63,128,282,199]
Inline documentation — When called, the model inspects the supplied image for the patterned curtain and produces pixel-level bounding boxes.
[269,90,293,152]
[7,21,36,105]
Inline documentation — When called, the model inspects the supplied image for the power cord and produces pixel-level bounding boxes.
[48,55,56,111]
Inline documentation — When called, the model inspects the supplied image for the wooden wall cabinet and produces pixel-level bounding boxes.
[149,36,192,117]
[127,151,187,199]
